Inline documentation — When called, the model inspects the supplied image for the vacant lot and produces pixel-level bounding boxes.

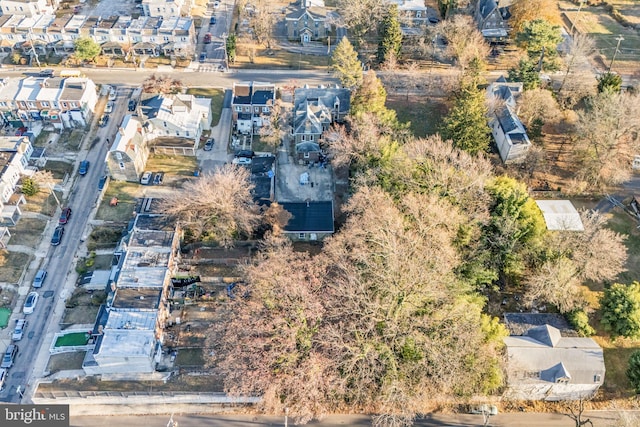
[235,45,329,70]
[145,155,198,177]
[46,352,85,374]
[10,218,48,247]
[386,95,448,138]
[95,181,140,221]
[86,226,124,251]
[22,190,62,216]
[61,289,106,326]
[185,88,225,126]
[38,373,224,393]
[0,252,30,283]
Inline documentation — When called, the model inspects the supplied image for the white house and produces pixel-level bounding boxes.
[0,135,30,225]
[0,0,57,17]
[142,0,188,18]
[140,93,211,148]
[504,324,605,401]
[487,76,531,163]
[107,115,150,182]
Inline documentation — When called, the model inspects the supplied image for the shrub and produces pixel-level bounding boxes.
[600,282,640,339]
[21,177,39,196]
[626,350,640,394]
[567,309,595,336]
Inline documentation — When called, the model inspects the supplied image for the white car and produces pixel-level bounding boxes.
[23,291,39,315]
[12,319,27,341]
[105,101,114,113]
[108,88,117,101]
[140,171,153,185]
[232,157,252,165]
[213,1,220,8]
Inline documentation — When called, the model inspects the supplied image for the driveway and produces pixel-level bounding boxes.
[199,90,233,173]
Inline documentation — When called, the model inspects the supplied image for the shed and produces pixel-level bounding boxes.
[534,200,584,231]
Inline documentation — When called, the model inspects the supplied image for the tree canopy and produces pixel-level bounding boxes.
[330,37,363,88]
[597,71,623,94]
[515,19,563,71]
[74,37,101,62]
[441,80,491,155]
[377,5,403,64]
[601,282,640,339]
[509,0,563,34]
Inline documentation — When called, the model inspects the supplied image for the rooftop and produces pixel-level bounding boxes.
[111,287,162,310]
[281,201,334,233]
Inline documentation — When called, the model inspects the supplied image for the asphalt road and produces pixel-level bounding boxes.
[69,411,626,427]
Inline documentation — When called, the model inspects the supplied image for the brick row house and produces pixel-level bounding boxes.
[232,82,276,135]
[0,76,98,129]
[0,13,196,60]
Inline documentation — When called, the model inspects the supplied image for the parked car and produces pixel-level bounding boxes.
[14,126,28,136]
[232,157,252,165]
[153,172,164,185]
[39,69,54,77]
[78,160,90,175]
[0,368,6,390]
[0,345,18,368]
[12,319,27,341]
[98,114,109,127]
[128,100,137,111]
[210,16,216,25]
[23,292,38,315]
[108,88,117,101]
[32,269,47,288]
[105,101,114,113]
[59,207,72,225]
[204,33,212,44]
[51,226,64,246]
[235,149,255,158]
[204,138,214,151]
[140,171,153,185]
[98,175,108,190]
[199,52,207,63]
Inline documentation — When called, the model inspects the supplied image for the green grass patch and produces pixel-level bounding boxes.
[386,95,447,138]
[185,88,225,127]
[145,154,198,177]
[87,226,124,251]
[95,181,140,222]
[54,332,90,347]
[175,347,205,366]
[0,307,10,328]
[44,160,74,180]
[10,218,47,247]
[0,252,30,283]
[235,47,330,70]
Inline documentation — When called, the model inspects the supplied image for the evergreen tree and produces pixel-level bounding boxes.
[351,70,400,128]
[508,58,541,90]
[330,37,363,88]
[627,350,640,394]
[441,81,491,155]
[21,177,39,197]
[226,33,237,63]
[377,5,403,64]
[515,19,563,71]
[597,71,623,94]
[601,282,640,339]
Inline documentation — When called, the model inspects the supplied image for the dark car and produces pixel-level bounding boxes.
[199,52,207,63]
[98,114,109,127]
[39,69,54,77]
[235,149,255,159]
[128,100,137,111]
[210,16,216,25]
[98,175,108,190]
[428,17,440,24]
[79,160,90,176]
[0,345,18,369]
[204,138,214,151]
[204,33,212,44]
[14,126,28,136]
[51,226,64,246]
[59,207,72,225]
[153,172,164,185]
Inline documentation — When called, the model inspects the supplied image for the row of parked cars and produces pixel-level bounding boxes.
[140,171,164,185]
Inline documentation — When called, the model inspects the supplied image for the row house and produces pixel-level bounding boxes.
[232,82,276,135]
[0,76,98,129]
[0,0,58,18]
[0,13,196,58]
[142,0,189,19]
[0,135,31,226]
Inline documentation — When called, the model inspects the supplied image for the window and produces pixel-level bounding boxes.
[40,101,49,107]
[299,233,305,239]
[594,374,602,383]
[304,152,310,159]
[262,106,269,113]
[163,121,167,127]
[70,102,78,108]
[116,152,122,160]
[186,131,190,137]
[119,162,125,170]
[254,107,259,113]
[0,102,5,107]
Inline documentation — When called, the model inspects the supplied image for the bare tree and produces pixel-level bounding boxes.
[524,256,584,313]
[336,0,387,49]
[509,0,563,34]
[517,88,561,130]
[162,165,260,247]
[562,398,594,427]
[250,0,274,47]
[437,15,489,71]
[559,34,596,94]
[573,91,640,187]
[258,99,290,153]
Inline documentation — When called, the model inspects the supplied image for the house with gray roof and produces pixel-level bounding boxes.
[292,86,350,162]
[487,76,531,163]
[232,82,275,135]
[280,201,334,241]
[504,324,605,401]
[475,0,509,41]
[106,115,149,182]
[284,0,329,43]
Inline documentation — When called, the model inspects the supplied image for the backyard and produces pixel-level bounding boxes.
[61,289,106,327]
[185,88,225,127]
[386,95,448,138]
[95,181,140,222]
[9,218,48,247]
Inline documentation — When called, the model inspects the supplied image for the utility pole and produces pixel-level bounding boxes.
[608,35,624,71]
[569,0,587,35]
[284,407,289,427]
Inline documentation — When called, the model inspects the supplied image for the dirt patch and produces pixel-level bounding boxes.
[0,252,30,283]
[46,352,86,374]
[61,289,106,327]
[9,218,48,247]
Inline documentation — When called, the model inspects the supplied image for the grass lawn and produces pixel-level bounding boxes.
[92,254,114,270]
[386,95,447,138]
[9,218,47,247]
[0,307,10,328]
[0,252,30,283]
[87,226,124,251]
[54,332,90,347]
[175,347,205,367]
[235,46,330,70]
[185,88,225,127]
[605,208,640,284]
[95,181,140,222]
[44,160,75,180]
[60,129,86,151]
[23,191,60,216]
[145,154,198,177]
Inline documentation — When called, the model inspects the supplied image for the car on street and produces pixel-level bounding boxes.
[108,88,117,101]
[0,368,6,390]
[59,207,72,224]
[12,319,27,341]
[213,1,220,8]
[105,101,114,113]
[79,160,90,175]
[140,171,152,185]
[23,292,39,315]
[210,16,216,25]
[128,100,137,111]
[51,226,64,246]
[39,69,54,77]
[0,345,18,368]
[204,33,212,44]
[232,157,252,165]
[153,172,164,185]
[98,114,109,127]
[98,175,108,190]
[199,52,207,63]
[32,269,47,288]
[204,138,214,151]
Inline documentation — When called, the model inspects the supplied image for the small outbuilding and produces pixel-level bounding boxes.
[535,200,584,231]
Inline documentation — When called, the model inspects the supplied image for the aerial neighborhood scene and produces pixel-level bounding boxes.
[1,0,640,426]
